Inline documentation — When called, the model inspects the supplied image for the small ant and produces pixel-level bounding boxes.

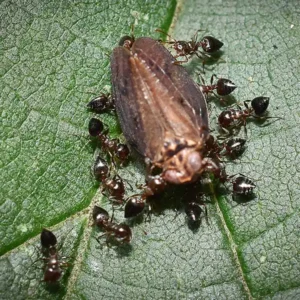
[185,202,207,224]
[205,161,256,198]
[92,206,132,245]
[204,135,247,160]
[93,155,125,205]
[88,117,130,165]
[40,229,68,283]
[218,96,280,134]
[230,174,256,196]
[200,74,237,98]
[87,93,115,113]
[124,175,167,219]
[156,29,223,63]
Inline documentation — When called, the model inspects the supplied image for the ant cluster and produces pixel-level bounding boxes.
[86,29,280,245]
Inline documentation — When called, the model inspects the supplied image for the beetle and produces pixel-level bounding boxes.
[111,36,219,193]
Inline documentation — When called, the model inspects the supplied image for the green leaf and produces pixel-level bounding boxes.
[0,0,299,299]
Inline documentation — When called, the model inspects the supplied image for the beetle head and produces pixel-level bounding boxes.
[163,148,204,184]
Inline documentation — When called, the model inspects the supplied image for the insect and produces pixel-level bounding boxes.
[210,164,256,196]
[93,156,125,204]
[111,35,222,194]
[87,93,114,113]
[204,135,247,160]
[93,205,132,244]
[88,117,130,164]
[185,202,207,224]
[229,174,256,197]
[40,229,68,283]
[156,29,224,63]
[124,175,167,218]
[200,74,237,98]
[218,96,276,134]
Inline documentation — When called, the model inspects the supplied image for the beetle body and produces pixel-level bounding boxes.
[111,37,210,184]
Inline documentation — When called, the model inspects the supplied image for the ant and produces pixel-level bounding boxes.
[124,175,167,219]
[200,74,237,98]
[204,159,256,198]
[185,202,208,225]
[88,117,130,165]
[156,29,223,63]
[204,135,247,160]
[92,206,132,245]
[40,229,68,283]
[87,93,115,113]
[230,174,256,197]
[218,96,281,134]
[93,155,125,205]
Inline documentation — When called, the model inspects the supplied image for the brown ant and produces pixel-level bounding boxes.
[93,155,125,205]
[88,117,130,165]
[92,206,132,245]
[200,74,237,98]
[156,29,223,63]
[87,93,115,113]
[185,202,208,225]
[208,162,256,198]
[204,135,247,160]
[40,229,68,283]
[218,96,281,134]
[124,175,167,219]
[230,174,256,197]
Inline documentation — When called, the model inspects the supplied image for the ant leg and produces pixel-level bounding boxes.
[218,126,231,136]
[96,233,107,245]
[197,72,206,86]
[145,203,152,223]
[202,203,209,225]
[173,55,189,64]
[110,207,115,223]
[243,100,251,109]
[155,28,175,42]
[211,74,218,85]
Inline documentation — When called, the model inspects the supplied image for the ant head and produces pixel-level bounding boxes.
[88,118,104,137]
[200,36,223,53]
[251,97,269,115]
